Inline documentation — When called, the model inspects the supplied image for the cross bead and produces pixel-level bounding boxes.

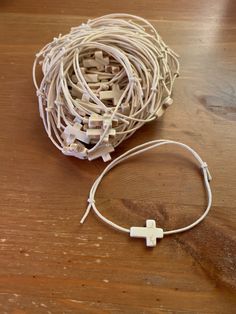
[130,220,164,247]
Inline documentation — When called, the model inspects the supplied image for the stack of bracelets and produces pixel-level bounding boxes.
[33,14,179,162]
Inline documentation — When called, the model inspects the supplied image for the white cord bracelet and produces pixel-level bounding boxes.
[80,139,212,247]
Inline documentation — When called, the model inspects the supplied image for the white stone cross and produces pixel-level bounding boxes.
[82,51,109,71]
[99,84,124,106]
[62,122,90,145]
[130,220,164,247]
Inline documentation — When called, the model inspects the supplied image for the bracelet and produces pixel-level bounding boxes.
[80,139,212,247]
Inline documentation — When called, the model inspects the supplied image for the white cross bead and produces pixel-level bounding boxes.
[82,51,109,71]
[99,84,124,106]
[62,123,90,145]
[130,220,164,247]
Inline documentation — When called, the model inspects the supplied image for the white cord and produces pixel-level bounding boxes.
[80,139,212,237]
[32,14,179,162]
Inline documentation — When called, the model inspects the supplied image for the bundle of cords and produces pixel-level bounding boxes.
[33,13,180,162]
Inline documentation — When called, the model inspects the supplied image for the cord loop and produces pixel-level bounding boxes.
[80,139,213,237]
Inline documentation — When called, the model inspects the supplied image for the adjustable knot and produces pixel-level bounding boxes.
[45,107,54,113]
[53,37,59,43]
[130,76,136,83]
[80,23,91,31]
[87,198,95,205]
[36,89,44,97]
[151,87,158,93]
[55,99,63,106]
[201,162,212,181]
[163,97,173,107]
[60,47,66,54]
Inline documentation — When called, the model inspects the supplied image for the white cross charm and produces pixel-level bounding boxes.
[130,220,164,247]
[99,84,123,106]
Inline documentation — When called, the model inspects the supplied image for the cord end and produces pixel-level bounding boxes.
[80,207,91,224]
[80,199,95,224]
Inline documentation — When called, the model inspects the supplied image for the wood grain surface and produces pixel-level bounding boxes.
[0,1,236,313]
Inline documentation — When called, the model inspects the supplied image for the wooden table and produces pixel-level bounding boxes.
[0,1,236,313]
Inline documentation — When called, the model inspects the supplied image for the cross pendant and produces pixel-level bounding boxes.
[130,220,164,247]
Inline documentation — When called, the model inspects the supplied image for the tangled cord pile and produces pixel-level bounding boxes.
[33,14,180,162]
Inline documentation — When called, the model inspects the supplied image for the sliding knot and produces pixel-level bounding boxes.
[36,90,44,97]
[130,77,136,83]
[88,198,95,205]
[151,87,158,93]
[163,97,173,107]
[201,162,208,169]
[201,162,212,181]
